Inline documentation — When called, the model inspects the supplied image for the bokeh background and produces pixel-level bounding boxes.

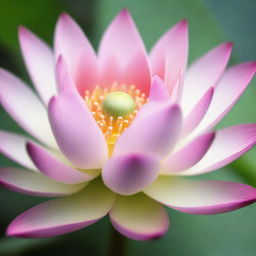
[0,0,255,255]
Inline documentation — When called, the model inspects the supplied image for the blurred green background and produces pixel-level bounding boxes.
[0,0,255,255]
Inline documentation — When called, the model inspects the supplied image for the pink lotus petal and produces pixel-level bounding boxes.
[110,194,169,240]
[19,26,56,105]
[195,62,256,133]
[48,85,108,169]
[54,13,97,94]
[98,10,150,94]
[0,167,85,197]
[150,19,188,86]
[162,132,215,174]
[27,142,98,184]
[144,176,256,215]
[102,154,160,195]
[7,180,116,238]
[0,69,56,147]
[178,124,256,176]
[181,42,232,113]
[114,104,182,158]
[0,130,37,171]
[181,87,214,137]
[149,76,169,102]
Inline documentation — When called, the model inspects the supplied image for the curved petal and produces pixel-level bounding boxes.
[181,87,213,137]
[162,132,215,174]
[48,85,108,169]
[0,130,37,170]
[114,104,182,158]
[144,176,256,215]
[98,9,150,94]
[0,168,85,197]
[19,26,56,105]
[54,13,97,94]
[27,142,98,184]
[195,62,256,133]
[102,154,160,195]
[178,124,256,176]
[7,180,116,238]
[149,76,169,102]
[181,42,232,113]
[110,194,169,240]
[0,69,56,147]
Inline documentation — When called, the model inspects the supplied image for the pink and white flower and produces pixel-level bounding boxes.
[0,10,256,240]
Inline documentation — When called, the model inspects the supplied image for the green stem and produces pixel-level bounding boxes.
[108,225,126,256]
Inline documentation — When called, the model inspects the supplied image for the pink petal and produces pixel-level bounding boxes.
[48,85,108,169]
[181,87,214,137]
[110,194,169,240]
[181,42,232,113]
[27,142,98,184]
[0,167,85,197]
[149,76,169,102]
[0,130,37,170]
[54,13,97,94]
[195,62,256,133]
[18,26,56,105]
[98,9,150,94]
[7,180,116,238]
[144,176,256,214]
[178,124,256,176]
[102,154,160,195]
[113,104,182,158]
[0,69,56,147]
[162,132,215,174]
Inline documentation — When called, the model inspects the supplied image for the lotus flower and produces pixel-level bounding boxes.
[0,10,256,241]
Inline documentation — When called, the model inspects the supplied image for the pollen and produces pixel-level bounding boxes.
[84,83,148,149]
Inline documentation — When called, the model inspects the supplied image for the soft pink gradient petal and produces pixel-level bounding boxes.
[194,62,256,133]
[19,26,56,105]
[181,42,232,113]
[114,104,182,158]
[54,13,97,94]
[110,194,169,240]
[181,87,214,137]
[162,132,215,174]
[7,181,115,238]
[144,176,256,215]
[178,124,256,176]
[0,69,56,147]
[27,142,97,184]
[149,76,169,102]
[102,154,160,195]
[0,168,85,197]
[98,9,150,94]
[0,131,37,171]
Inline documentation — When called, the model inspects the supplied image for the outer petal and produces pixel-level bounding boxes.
[0,130,36,170]
[178,124,256,176]
[48,87,108,169]
[0,168,85,197]
[54,13,97,94]
[181,42,232,113]
[195,62,256,133]
[7,180,116,238]
[27,142,98,184]
[144,176,256,215]
[149,76,169,102]
[19,26,56,105]
[162,132,215,174]
[0,69,56,147]
[98,9,150,94]
[110,194,169,240]
[114,104,182,158]
[102,154,160,195]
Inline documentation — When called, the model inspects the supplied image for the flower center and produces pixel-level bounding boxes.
[84,83,148,149]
